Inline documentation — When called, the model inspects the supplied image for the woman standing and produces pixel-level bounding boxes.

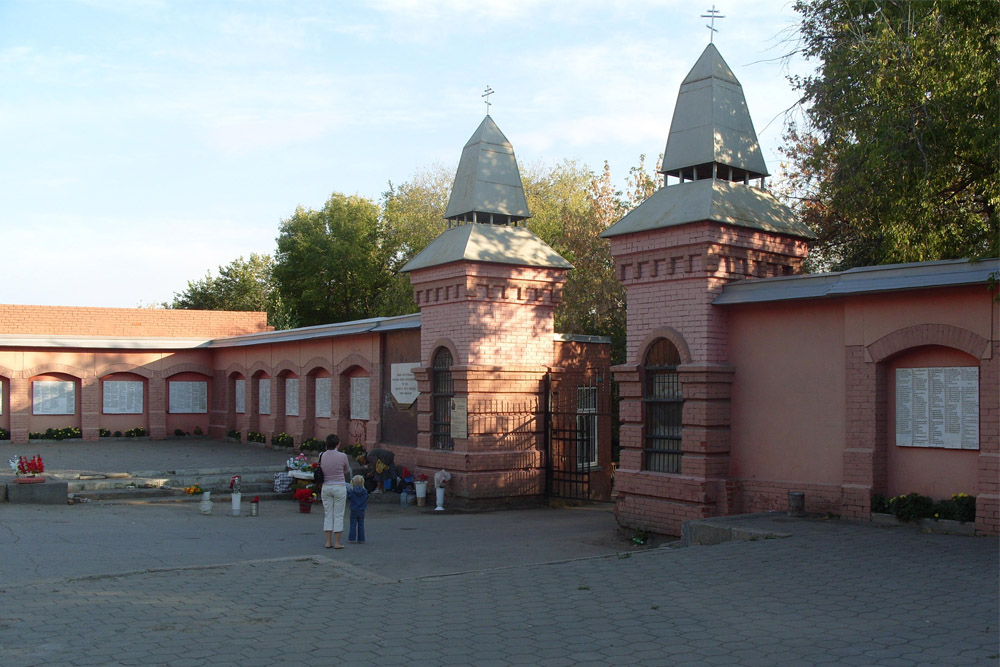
[320,433,352,549]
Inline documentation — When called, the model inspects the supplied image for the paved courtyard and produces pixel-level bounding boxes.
[0,493,996,666]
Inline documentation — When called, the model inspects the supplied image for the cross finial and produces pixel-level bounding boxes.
[482,85,494,115]
[701,5,725,44]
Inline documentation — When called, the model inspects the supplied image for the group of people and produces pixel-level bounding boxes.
[316,434,368,549]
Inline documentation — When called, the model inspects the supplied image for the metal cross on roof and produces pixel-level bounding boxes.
[701,5,725,43]
[482,85,494,115]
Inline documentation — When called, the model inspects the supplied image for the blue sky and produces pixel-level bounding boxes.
[1,0,810,308]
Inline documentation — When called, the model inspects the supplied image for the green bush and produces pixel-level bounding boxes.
[877,492,976,523]
[0,427,9,440]
[124,427,147,437]
[247,431,267,444]
[343,443,367,458]
[29,427,82,440]
[99,428,111,437]
[271,432,294,447]
[300,437,322,452]
[931,493,977,523]
[193,426,204,436]
[228,430,241,440]
[114,431,123,437]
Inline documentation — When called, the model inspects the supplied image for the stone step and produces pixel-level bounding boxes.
[62,470,282,493]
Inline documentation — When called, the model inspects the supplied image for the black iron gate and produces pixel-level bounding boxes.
[545,372,612,501]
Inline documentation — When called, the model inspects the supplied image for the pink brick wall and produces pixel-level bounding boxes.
[0,304,270,338]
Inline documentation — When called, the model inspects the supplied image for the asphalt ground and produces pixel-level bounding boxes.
[1,440,997,666]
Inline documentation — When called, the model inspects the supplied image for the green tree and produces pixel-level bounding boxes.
[525,156,660,364]
[379,165,453,315]
[167,254,294,329]
[781,0,999,271]
[273,193,404,327]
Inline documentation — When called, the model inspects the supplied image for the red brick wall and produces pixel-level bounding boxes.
[0,304,270,338]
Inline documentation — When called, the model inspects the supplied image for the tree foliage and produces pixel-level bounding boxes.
[781,0,998,270]
[166,253,293,329]
[525,156,660,363]
[164,157,660,356]
[272,193,403,327]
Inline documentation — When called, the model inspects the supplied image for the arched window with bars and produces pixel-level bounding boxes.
[431,348,454,450]
[643,339,683,473]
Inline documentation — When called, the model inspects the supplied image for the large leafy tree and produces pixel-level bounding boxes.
[379,165,452,316]
[525,156,660,364]
[273,193,401,326]
[166,253,294,329]
[781,0,998,270]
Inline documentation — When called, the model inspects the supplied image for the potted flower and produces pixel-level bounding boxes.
[229,475,242,516]
[9,455,46,484]
[414,473,429,506]
[433,469,451,511]
[293,487,318,513]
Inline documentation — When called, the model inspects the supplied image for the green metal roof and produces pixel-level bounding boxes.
[402,222,572,272]
[660,43,769,179]
[444,115,531,221]
[600,179,816,240]
[714,259,1000,305]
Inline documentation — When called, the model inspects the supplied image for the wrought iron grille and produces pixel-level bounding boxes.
[643,339,683,473]
[431,348,454,450]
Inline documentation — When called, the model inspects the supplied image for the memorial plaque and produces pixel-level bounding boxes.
[315,377,331,418]
[351,376,370,420]
[285,378,299,416]
[896,367,978,450]
[169,381,207,414]
[33,380,75,415]
[450,397,468,439]
[390,362,420,406]
[235,379,246,414]
[259,379,271,415]
[103,380,143,414]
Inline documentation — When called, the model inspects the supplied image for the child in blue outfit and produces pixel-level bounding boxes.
[347,475,368,544]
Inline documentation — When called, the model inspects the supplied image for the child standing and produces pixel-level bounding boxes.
[347,474,368,544]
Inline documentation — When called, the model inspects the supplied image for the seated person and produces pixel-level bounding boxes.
[364,447,396,493]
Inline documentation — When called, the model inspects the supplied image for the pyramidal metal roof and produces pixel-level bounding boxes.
[443,115,531,222]
[601,179,816,239]
[660,43,769,179]
[401,222,572,272]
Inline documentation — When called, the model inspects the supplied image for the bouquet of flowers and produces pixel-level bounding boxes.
[229,475,241,494]
[184,484,204,495]
[415,473,429,482]
[292,488,317,503]
[286,453,313,471]
[9,455,44,477]
[434,469,451,488]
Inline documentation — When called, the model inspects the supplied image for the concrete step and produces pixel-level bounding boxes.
[61,469,282,493]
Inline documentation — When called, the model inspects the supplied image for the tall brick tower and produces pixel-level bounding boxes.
[602,44,816,535]
[403,115,572,506]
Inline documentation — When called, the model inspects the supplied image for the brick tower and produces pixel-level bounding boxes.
[602,44,816,535]
[403,115,572,506]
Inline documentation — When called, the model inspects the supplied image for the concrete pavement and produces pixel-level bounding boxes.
[1,439,997,665]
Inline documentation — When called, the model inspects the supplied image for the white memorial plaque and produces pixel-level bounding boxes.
[315,377,331,418]
[169,381,207,414]
[450,396,468,439]
[390,363,421,406]
[285,378,299,416]
[103,380,143,414]
[259,379,271,415]
[350,376,370,420]
[33,380,75,415]
[235,379,246,414]
[896,367,978,450]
